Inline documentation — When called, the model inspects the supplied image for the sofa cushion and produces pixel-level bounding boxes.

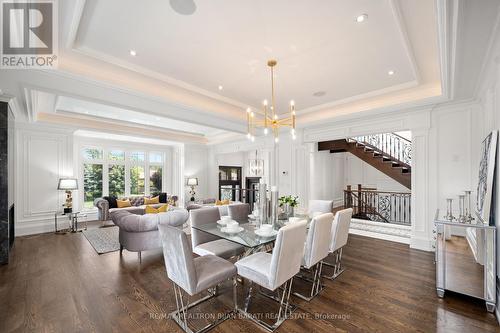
[128,196,145,206]
[157,208,189,227]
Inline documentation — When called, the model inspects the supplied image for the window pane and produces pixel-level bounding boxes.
[220,185,233,201]
[109,165,125,197]
[82,148,103,160]
[149,152,163,164]
[130,166,145,195]
[83,164,103,209]
[130,152,145,162]
[108,150,125,161]
[149,166,162,194]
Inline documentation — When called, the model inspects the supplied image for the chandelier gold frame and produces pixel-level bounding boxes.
[247,60,296,143]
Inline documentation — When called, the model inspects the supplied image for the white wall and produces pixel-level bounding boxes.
[309,150,345,207]
[184,144,209,202]
[14,123,74,235]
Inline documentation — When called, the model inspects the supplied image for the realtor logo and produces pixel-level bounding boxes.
[1,0,58,68]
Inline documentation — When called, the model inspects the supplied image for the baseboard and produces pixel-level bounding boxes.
[349,228,410,244]
[409,237,434,252]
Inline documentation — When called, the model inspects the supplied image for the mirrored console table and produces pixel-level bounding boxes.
[434,209,496,312]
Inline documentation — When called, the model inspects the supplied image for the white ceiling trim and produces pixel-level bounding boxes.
[297,80,418,115]
[66,0,427,118]
[390,0,421,84]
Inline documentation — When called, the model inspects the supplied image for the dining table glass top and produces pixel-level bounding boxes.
[191,215,311,249]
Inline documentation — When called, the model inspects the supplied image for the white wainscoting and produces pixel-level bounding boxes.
[15,124,74,235]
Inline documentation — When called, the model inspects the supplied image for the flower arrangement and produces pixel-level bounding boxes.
[278,195,299,208]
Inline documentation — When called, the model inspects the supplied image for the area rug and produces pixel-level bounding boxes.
[83,226,120,254]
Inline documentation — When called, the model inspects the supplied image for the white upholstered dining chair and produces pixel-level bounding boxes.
[228,203,250,222]
[158,224,237,333]
[323,208,352,280]
[308,200,333,217]
[235,220,308,332]
[294,213,334,301]
[190,207,244,259]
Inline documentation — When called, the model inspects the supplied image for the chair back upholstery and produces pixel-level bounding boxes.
[228,203,250,222]
[303,213,334,268]
[330,208,353,252]
[308,200,333,217]
[158,224,197,295]
[190,207,221,248]
[269,220,308,290]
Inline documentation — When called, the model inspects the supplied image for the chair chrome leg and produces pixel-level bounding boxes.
[293,262,324,301]
[233,277,238,312]
[322,248,345,280]
[119,244,124,255]
[170,281,236,333]
[244,281,254,312]
[138,251,142,263]
[237,279,296,332]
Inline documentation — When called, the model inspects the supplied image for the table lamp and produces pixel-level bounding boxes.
[58,178,78,214]
[186,178,198,202]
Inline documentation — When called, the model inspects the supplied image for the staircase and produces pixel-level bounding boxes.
[318,133,412,189]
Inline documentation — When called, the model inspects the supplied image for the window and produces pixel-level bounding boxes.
[219,166,242,201]
[81,147,167,210]
[83,164,103,208]
[82,148,103,160]
[130,166,145,195]
[150,165,162,194]
[150,152,163,164]
[108,164,125,197]
[108,150,125,161]
[130,152,145,162]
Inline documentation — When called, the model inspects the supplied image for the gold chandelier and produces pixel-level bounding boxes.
[246,60,296,143]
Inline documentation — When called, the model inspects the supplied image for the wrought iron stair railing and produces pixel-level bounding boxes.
[344,184,411,225]
[349,132,412,166]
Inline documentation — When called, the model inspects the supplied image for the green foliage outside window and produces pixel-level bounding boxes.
[109,164,125,197]
[84,164,103,208]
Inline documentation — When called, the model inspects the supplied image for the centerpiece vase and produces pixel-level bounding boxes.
[257,182,268,228]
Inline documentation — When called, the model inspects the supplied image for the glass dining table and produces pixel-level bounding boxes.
[191,215,311,257]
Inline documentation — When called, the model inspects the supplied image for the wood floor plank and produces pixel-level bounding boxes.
[0,231,498,333]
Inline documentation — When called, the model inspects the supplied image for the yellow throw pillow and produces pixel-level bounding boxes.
[215,199,230,206]
[144,196,160,205]
[145,205,169,214]
[117,199,131,208]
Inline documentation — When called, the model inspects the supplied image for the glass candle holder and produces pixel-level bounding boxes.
[458,194,465,222]
[464,190,473,223]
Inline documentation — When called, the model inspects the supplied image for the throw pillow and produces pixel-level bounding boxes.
[103,196,117,208]
[159,192,167,203]
[145,204,169,214]
[215,199,230,206]
[117,199,132,208]
[144,196,160,205]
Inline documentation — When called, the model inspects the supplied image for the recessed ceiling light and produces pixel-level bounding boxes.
[129,50,137,56]
[356,14,368,23]
[218,85,223,91]
[313,91,326,97]
[388,70,395,76]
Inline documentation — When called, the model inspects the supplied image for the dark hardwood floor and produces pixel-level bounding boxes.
[0,230,498,333]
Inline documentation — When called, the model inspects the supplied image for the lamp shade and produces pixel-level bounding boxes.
[186,178,198,186]
[58,178,78,190]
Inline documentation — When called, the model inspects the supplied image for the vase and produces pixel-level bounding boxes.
[282,204,294,218]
